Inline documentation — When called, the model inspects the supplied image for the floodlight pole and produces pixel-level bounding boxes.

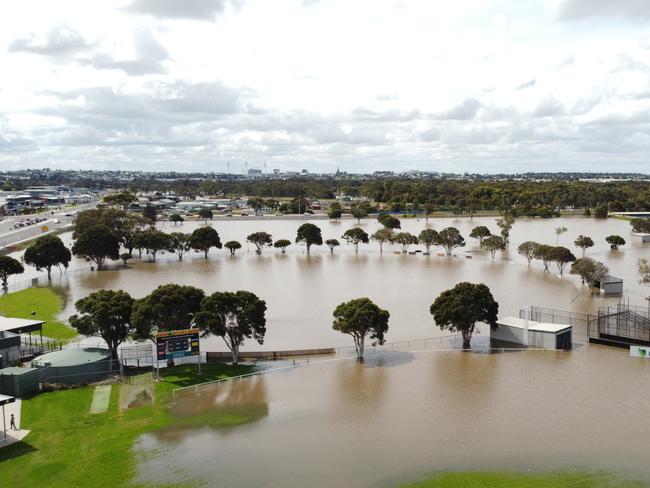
[2,405,6,441]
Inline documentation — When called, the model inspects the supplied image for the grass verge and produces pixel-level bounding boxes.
[0,362,256,488]
[0,287,77,341]
[403,471,647,487]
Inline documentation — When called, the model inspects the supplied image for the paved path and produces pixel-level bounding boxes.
[0,398,30,448]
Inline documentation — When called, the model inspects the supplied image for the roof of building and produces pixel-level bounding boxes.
[0,394,16,406]
[33,347,110,367]
[0,367,39,376]
[601,275,623,284]
[0,317,45,334]
[497,316,572,333]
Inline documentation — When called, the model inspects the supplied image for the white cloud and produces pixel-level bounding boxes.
[1,0,650,173]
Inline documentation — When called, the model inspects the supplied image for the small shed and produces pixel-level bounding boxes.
[634,233,650,243]
[599,275,623,295]
[491,316,572,350]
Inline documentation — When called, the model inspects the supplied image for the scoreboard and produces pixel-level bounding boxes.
[156,328,200,360]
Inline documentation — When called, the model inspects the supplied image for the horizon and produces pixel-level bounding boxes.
[2,0,650,173]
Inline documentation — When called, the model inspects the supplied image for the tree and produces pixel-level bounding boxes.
[120,213,150,255]
[496,215,515,244]
[246,232,273,255]
[574,235,594,257]
[170,213,184,225]
[296,223,322,254]
[189,226,222,258]
[554,226,568,245]
[132,229,147,258]
[142,204,157,222]
[24,235,71,279]
[0,256,23,289]
[594,205,608,219]
[371,228,393,254]
[332,298,389,361]
[606,235,625,250]
[72,224,120,270]
[517,241,537,266]
[423,203,435,222]
[481,235,505,259]
[342,227,369,253]
[550,246,576,276]
[638,258,650,284]
[434,227,465,256]
[225,240,242,256]
[274,239,292,253]
[378,214,401,229]
[167,232,191,260]
[533,243,554,272]
[630,218,650,234]
[570,258,609,287]
[103,192,137,210]
[325,239,340,253]
[139,229,171,262]
[131,284,205,340]
[195,291,267,364]
[391,232,418,253]
[328,203,342,221]
[430,282,498,349]
[469,226,491,244]
[418,228,439,254]
[198,208,213,221]
[69,290,134,360]
[120,253,132,266]
[350,205,368,224]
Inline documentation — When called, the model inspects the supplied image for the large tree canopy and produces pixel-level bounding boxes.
[23,235,71,279]
[71,224,120,270]
[69,289,134,360]
[371,228,393,253]
[430,282,499,349]
[295,223,323,253]
[195,290,267,364]
[0,256,24,289]
[418,228,439,254]
[342,227,369,253]
[434,227,466,256]
[570,258,609,287]
[247,232,273,255]
[332,297,390,360]
[131,284,205,340]
[189,226,222,258]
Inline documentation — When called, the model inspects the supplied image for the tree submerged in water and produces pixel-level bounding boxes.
[332,298,389,361]
[430,282,499,349]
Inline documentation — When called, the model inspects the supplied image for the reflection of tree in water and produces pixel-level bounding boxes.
[335,357,391,415]
[155,376,269,442]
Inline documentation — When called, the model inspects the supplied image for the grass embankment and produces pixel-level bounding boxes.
[403,471,647,487]
[0,287,77,341]
[0,363,256,488]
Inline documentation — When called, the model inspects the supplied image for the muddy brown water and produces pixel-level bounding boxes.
[6,216,650,485]
[7,216,649,350]
[134,346,650,487]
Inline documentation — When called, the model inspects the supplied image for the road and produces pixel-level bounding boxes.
[0,203,97,250]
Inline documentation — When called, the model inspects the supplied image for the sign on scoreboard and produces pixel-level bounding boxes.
[156,328,200,360]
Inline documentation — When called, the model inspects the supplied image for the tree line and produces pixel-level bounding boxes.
[68,281,500,363]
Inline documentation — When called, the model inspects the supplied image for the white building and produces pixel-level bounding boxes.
[599,276,623,295]
[491,316,572,350]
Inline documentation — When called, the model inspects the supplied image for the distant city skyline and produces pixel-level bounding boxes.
[2,0,650,173]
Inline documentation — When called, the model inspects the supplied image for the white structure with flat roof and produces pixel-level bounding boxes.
[599,275,623,295]
[491,316,572,349]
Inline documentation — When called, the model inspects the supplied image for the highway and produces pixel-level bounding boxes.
[0,203,96,250]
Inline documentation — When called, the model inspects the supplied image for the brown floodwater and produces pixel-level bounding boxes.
[6,216,649,350]
[134,345,650,487]
[5,216,650,485]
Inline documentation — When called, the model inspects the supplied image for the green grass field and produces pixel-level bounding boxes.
[0,363,255,487]
[0,287,77,341]
[403,471,647,487]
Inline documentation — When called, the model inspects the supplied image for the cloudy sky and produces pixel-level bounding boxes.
[1,0,650,174]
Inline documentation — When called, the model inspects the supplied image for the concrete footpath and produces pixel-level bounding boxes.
[0,398,30,448]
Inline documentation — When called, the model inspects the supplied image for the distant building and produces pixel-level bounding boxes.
[247,169,263,178]
[599,276,623,295]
